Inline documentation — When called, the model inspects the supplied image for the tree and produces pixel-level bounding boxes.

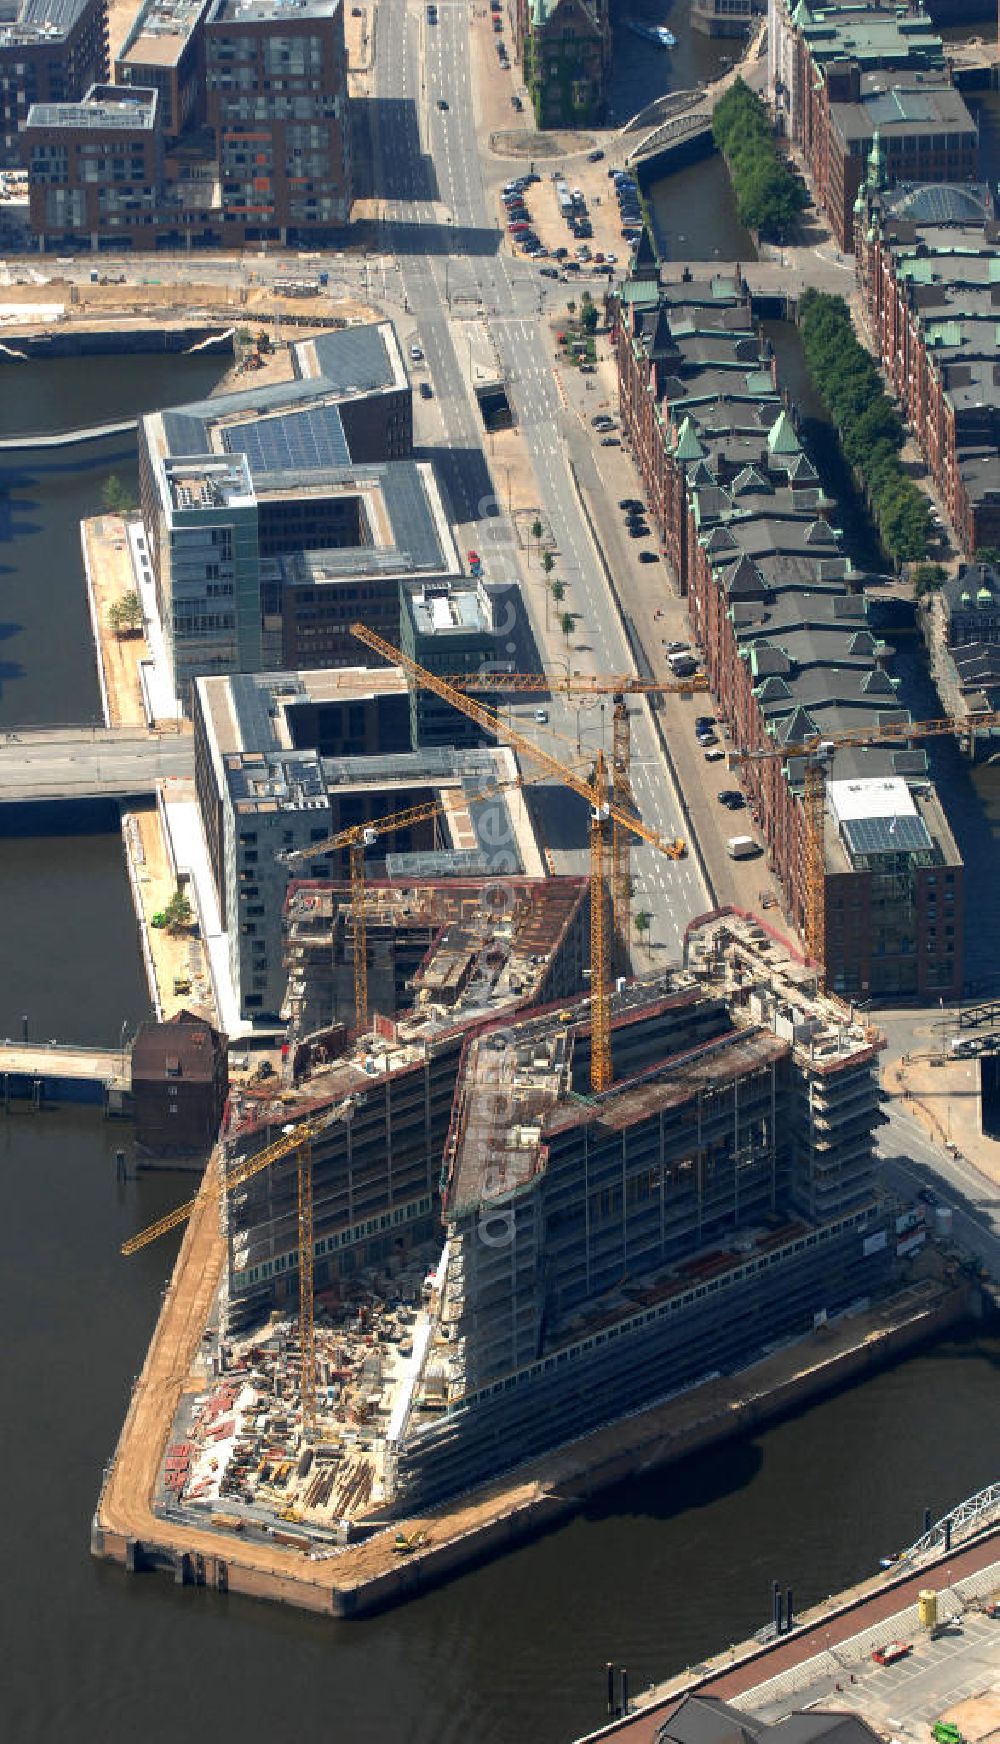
[102,474,135,516]
[541,549,554,577]
[550,578,566,604]
[566,299,577,318]
[580,297,599,335]
[913,563,946,598]
[974,548,1000,566]
[712,79,805,239]
[119,589,143,634]
[559,611,575,649]
[531,518,543,548]
[163,885,193,936]
[108,590,143,641]
[634,911,653,952]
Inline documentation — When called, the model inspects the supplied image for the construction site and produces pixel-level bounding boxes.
[95,898,947,1591]
[88,620,990,1610]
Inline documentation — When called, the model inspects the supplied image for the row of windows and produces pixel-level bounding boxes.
[232,1195,433,1289]
[459,1209,876,1413]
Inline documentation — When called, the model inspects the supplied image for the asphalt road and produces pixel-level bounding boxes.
[0,728,190,801]
[879,1101,1000,1278]
[374,0,708,956]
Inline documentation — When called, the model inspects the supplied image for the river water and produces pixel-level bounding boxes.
[1,346,999,1740]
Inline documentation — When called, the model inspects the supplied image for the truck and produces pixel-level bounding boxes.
[726,835,761,860]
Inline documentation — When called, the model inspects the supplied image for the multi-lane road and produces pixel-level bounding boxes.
[373,0,708,956]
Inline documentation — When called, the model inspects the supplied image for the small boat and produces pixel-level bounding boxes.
[626,19,676,48]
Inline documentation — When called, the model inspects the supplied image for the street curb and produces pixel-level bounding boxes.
[565,454,718,908]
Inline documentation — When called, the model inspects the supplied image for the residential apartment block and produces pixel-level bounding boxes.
[855,180,1000,557]
[0,0,107,168]
[24,0,350,246]
[612,265,963,1000]
[766,0,965,249]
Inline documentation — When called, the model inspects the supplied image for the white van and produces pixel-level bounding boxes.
[726,835,760,860]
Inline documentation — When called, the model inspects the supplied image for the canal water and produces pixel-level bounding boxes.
[1,353,999,1740]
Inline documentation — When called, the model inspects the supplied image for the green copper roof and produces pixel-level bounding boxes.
[674,416,706,461]
[767,408,801,455]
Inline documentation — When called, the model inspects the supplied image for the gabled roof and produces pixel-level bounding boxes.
[777,704,820,744]
[732,465,772,496]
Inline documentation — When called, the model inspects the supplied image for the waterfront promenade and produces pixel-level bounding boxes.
[576,1526,1000,1743]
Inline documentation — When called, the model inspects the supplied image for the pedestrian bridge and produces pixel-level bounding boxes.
[0,418,137,451]
[0,725,192,803]
[1,1040,130,1111]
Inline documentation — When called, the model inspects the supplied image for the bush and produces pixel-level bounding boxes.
[712,80,806,240]
[798,290,930,565]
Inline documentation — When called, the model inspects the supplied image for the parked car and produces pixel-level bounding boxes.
[588,148,604,162]
[591,414,612,427]
[636,545,657,557]
[717,791,745,810]
[539,266,560,279]
[419,381,433,399]
[554,246,569,259]
[409,342,423,360]
[627,524,649,539]
[694,714,714,731]
[601,437,621,447]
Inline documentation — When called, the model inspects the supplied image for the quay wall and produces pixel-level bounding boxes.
[0,326,233,362]
[1,1070,122,1109]
[94,1279,975,1620]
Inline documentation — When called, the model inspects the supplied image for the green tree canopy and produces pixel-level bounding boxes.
[798,291,929,566]
[102,474,135,516]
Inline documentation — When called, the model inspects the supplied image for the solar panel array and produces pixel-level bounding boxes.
[841,813,932,858]
[224,405,350,475]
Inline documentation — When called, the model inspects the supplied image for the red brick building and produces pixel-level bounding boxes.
[855,180,1000,556]
[611,267,964,999]
[766,0,958,249]
[0,0,108,169]
[24,0,351,248]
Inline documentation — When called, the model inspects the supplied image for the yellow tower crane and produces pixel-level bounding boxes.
[732,708,1000,987]
[442,671,704,962]
[121,1106,346,1431]
[280,778,527,1035]
[350,623,692,1093]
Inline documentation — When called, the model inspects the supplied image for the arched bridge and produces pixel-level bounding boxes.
[896,1481,1000,1568]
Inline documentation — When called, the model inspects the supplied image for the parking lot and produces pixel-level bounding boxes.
[498,161,644,279]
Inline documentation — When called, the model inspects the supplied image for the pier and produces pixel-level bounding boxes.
[0,726,192,803]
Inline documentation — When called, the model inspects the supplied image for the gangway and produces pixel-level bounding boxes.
[895,1480,1000,1567]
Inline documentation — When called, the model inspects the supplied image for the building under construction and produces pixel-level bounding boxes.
[157,912,896,1532]
[223,874,591,1333]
